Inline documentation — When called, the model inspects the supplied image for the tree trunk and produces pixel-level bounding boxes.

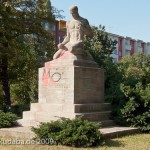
[0,56,11,109]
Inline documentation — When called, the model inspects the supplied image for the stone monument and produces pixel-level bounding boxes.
[17,6,113,127]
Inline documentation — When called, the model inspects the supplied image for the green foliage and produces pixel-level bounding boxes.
[84,25,117,66]
[120,83,150,132]
[0,0,62,108]
[32,118,103,147]
[111,53,150,133]
[0,110,17,128]
[103,57,124,102]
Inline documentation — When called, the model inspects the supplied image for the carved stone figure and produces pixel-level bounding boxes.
[53,6,93,59]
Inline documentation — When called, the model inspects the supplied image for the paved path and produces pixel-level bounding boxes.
[0,126,139,139]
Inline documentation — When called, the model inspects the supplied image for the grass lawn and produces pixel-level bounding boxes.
[0,133,150,150]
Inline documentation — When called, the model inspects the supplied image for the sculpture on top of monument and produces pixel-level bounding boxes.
[53,6,93,60]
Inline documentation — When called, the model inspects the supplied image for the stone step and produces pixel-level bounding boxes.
[22,111,62,121]
[35,112,63,122]
[22,111,76,122]
[22,111,36,120]
[30,103,111,113]
[97,120,116,127]
[17,119,40,127]
[21,110,111,124]
[74,103,111,113]
[17,118,115,128]
[0,126,139,139]
[76,111,111,121]
[99,126,139,138]
[17,119,116,128]
[30,103,65,112]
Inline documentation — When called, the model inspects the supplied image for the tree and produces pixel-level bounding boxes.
[112,53,150,132]
[0,0,60,109]
[84,25,117,66]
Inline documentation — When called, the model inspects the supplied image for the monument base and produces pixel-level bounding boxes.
[17,52,114,127]
[17,103,114,127]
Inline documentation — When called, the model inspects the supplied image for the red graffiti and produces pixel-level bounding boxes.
[42,50,69,86]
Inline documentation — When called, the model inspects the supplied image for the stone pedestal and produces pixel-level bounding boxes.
[17,51,114,127]
[39,63,104,104]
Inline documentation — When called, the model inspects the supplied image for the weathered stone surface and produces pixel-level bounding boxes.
[30,103,111,113]
[39,65,104,104]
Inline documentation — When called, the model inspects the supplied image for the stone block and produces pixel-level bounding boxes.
[22,111,36,120]
[38,61,104,104]
[74,103,111,113]
[75,111,111,121]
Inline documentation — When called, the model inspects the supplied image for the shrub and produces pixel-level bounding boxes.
[111,53,150,133]
[120,83,150,132]
[0,110,18,128]
[32,117,103,147]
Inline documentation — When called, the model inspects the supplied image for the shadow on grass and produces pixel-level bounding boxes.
[104,139,125,148]
[79,139,125,149]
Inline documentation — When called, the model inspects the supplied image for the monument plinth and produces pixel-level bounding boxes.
[39,52,104,104]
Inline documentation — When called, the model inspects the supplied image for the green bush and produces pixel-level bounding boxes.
[0,110,18,128]
[120,83,150,132]
[111,53,150,133]
[32,118,103,147]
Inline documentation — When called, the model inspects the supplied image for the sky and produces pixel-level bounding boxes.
[51,0,150,42]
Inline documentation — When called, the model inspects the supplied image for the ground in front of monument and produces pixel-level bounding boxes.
[0,133,149,150]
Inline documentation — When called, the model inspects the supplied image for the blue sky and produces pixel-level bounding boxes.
[51,0,150,42]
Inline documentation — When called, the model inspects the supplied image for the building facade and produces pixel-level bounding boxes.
[109,33,150,62]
